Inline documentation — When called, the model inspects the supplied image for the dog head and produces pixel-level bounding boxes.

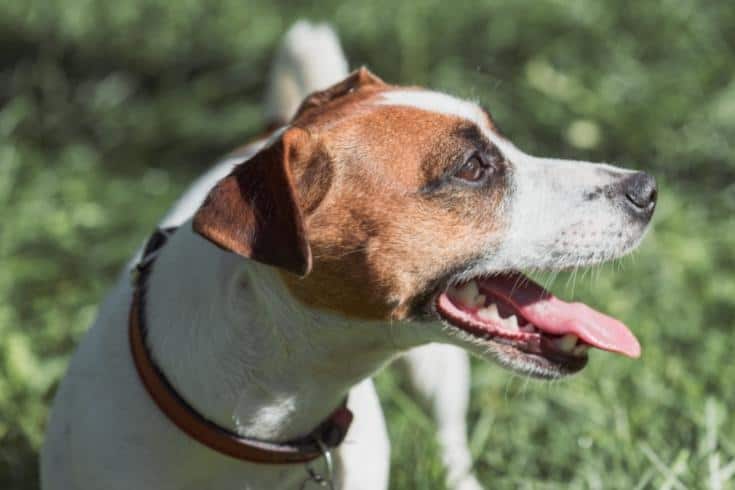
[194,68,657,379]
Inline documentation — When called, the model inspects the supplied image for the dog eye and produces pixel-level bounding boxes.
[455,154,489,182]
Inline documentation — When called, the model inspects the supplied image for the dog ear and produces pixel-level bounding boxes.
[193,128,313,277]
[293,67,385,118]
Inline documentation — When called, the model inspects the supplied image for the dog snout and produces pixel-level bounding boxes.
[621,172,657,217]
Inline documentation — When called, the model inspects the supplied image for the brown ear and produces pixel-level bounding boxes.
[193,128,313,277]
[293,67,385,119]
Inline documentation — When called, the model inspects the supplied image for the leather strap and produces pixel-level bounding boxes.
[129,228,353,464]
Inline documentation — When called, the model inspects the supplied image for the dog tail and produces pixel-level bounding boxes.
[264,21,349,125]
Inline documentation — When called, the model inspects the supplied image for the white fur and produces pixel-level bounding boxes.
[265,21,349,123]
[336,379,391,489]
[489,144,640,272]
[378,90,488,129]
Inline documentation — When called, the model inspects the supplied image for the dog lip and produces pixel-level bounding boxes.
[433,291,588,368]
[434,272,640,358]
[431,295,588,376]
[427,269,640,376]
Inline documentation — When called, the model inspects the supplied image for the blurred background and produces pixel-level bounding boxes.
[2,0,734,488]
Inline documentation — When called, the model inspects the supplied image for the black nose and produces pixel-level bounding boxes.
[622,172,657,215]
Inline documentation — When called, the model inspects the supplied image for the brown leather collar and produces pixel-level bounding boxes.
[128,227,353,464]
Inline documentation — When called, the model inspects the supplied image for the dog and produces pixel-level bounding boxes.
[41,21,656,490]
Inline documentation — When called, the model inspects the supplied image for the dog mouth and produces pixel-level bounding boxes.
[433,272,640,377]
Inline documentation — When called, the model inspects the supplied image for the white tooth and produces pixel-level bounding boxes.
[503,315,519,332]
[521,324,537,333]
[448,281,482,307]
[573,344,589,356]
[477,303,500,320]
[555,334,579,352]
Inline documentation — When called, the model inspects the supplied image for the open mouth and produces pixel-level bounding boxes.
[434,272,640,376]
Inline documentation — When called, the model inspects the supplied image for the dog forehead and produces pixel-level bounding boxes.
[290,86,509,189]
[377,89,491,133]
[321,108,475,189]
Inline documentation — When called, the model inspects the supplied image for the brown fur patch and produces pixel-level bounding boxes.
[279,91,510,321]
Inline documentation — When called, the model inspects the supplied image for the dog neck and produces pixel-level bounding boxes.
[142,220,425,442]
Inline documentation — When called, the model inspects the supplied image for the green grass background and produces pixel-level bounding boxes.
[2,0,735,488]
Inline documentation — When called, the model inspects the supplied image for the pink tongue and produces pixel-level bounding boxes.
[480,275,641,358]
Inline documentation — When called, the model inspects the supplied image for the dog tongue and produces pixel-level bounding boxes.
[480,274,640,358]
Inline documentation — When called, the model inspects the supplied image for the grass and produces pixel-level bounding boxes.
[2,0,735,488]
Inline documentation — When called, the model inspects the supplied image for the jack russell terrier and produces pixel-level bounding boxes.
[42,21,657,490]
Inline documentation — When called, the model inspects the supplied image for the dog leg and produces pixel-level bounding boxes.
[402,344,484,490]
[336,378,391,490]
